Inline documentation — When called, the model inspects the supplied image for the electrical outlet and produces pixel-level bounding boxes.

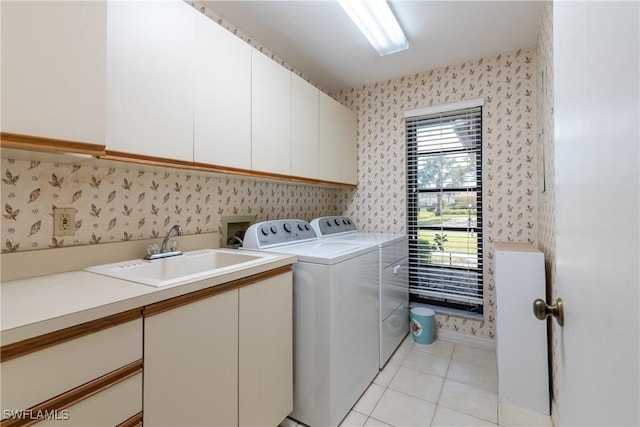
[53,207,76,236]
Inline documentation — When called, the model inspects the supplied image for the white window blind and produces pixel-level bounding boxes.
[406,105,483,312]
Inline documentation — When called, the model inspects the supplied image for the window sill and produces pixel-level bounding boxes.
[410,302,483,321]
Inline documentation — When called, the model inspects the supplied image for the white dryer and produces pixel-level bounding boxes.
[311,216,409,369]
[242,219,379,427]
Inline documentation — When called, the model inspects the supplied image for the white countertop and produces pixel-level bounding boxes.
[1,252,296,346]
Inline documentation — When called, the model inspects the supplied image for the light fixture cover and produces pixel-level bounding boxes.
[338,0,409,56]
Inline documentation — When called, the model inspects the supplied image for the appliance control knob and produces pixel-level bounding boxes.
[347,219,352,224]
[304,224,311,230]
[334,218,341,226]
[283,223,292,232]
[326,220,332,227]
[260,227,269,236]
[270,225,278,234]
[342,219,348,225]
[297,223,304,231]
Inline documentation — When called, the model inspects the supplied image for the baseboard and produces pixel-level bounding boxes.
[436,328,496,350]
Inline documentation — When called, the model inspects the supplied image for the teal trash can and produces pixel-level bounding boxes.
[410,307,435,345]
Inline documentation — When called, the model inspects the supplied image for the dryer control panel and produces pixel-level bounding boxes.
[242,219,317,249]
[311,216,358,237]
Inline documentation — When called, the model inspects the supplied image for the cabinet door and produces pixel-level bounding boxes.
[251,50,291,175]
[1,1,106,145]
[144,290,239,426]
[106,0,194,161]
[239,272,293,426]
[319,92,358,184]
[194,12,251,169]
[291,74,319,179]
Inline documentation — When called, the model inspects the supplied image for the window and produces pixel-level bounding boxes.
[406,103,483,314]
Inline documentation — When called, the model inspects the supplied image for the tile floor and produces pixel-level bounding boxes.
[283,335,553,427]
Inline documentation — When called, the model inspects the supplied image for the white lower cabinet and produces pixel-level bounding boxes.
[0,318,143,426]
[37,373,142,427]
[144,289,239,426]
[239,273,293,426]
[144,270,293,426]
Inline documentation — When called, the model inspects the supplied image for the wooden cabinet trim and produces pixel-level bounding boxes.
[0,308,143,362]
[103,150,356,188]
[144,265,292,317]
[0,134,356,187]
[116,411,143,427]
[0,360,142,427]
[0,132,105,156]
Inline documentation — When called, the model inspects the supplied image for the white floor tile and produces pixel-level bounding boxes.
[278,417,299,427]
[432,406,497,427]
[388,344,411,365]
[498,403,552,427]
[400,333,414,348]
[353,383,386,416]
[363,417,394,427]
[401,349,451,377]
[388,366,444,403]
[340,411,368,427]
[370,388,436,427]
[452,343,497,369]
[374,362,400,387]
[447,359,498,393]
[439,379,498,423]
[411,338,456,359]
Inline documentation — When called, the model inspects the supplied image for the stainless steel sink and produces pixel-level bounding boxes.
[84,249,277,287]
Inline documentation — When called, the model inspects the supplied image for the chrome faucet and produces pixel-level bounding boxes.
[144,224,184,260]
[162,224,183,253]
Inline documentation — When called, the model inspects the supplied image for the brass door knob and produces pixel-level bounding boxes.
[533,298,564,326]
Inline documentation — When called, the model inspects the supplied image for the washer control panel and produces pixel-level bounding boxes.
[310,216,358,237]
[242,219,317,249]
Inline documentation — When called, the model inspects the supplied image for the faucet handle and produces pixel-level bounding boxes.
[168,239,179,252]
[147,243,160,256]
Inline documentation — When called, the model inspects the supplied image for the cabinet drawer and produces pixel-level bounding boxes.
[35,373,142,427]
[1,319,142,414]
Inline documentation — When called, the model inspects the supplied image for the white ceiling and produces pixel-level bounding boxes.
[201,0,545,92]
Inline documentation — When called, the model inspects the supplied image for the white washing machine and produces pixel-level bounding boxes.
[242,219,379,427]
[311,216,409,369]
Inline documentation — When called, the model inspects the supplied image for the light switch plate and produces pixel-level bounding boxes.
[53,207,76,236]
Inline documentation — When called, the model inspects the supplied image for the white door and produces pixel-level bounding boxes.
[553,2,639,426]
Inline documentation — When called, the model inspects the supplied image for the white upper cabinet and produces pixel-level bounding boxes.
[290,74,319,179]
[251,50,291,175]
[194,12,251,169]
[106,0,194,161]
[1,1,107,145]
[319,92,358,184]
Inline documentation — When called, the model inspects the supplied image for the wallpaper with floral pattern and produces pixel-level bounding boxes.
[1,158,341,252]
[331,47,540,339]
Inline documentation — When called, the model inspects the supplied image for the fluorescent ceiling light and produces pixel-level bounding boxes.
[338,0,409,56]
